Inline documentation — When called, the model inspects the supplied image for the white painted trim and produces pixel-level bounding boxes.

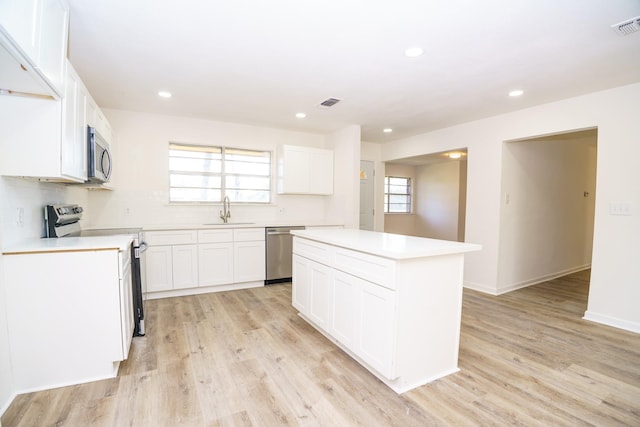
[0,392,17,421]
[145,280,264,300]
[495,264,591,295]
[463,280,498,295]
[583,311,640,334]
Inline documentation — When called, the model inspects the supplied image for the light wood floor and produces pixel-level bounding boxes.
[3,269,639,426]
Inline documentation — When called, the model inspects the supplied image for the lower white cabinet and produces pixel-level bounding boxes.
[144,227,265,296]
[199,243,234,286]
[293,254,332,330]
[234,240,265,283]
[172,244,198,289]
[145,245,172,292]
[145,244,199,292]
[3,247,134,391]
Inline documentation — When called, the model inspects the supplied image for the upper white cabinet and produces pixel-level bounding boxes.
[0,59,88,182]
[61,60,88,180]
[0,0,69,98]
[277,144,334,195]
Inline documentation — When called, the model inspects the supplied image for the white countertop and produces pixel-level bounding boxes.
[291,229,481,260]
[142,221,342,231]
[2,235,133,255]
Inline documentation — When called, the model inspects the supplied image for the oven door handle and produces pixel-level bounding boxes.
[135,242,148,258]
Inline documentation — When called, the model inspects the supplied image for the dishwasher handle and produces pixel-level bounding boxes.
[266,226,305,235]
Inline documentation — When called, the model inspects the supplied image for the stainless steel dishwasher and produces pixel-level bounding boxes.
[265,226,305,284]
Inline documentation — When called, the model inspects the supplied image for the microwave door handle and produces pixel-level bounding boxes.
[101,149,112,181]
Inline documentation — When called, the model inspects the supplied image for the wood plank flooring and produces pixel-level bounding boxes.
[3,269,639,426]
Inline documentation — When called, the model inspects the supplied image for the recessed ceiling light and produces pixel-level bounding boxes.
[509,90,524,97]
[158,91,172,98]
[404,47,424,57]
[295,112,306,119]
[448,152,462,159]
[383,128,393,133]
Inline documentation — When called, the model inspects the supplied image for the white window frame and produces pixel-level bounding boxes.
[169,142,272,204]
[384,175,412,213]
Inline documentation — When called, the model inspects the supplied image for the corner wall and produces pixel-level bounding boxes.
[325,125,361,229]
[382,82,640,333]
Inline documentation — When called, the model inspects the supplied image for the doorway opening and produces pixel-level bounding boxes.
[383,148,467,242]
[497,128,597,298]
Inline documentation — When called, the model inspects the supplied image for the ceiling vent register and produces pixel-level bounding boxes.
[319,98,341,108]
[611,16,640,36]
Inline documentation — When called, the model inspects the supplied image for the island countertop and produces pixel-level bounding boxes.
[291,229,481,260]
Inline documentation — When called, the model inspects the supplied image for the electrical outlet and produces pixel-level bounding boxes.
[124,207,131,216]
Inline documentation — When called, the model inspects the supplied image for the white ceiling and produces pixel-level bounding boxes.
[65,0,640,143]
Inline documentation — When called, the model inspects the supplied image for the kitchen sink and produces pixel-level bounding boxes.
[202,222,255,226]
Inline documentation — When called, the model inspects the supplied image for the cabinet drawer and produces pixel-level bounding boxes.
[233,228,265,242]
[144,230,197,246]
[334,247,396,290]
[293,237,333,265]
[198,229,233,243]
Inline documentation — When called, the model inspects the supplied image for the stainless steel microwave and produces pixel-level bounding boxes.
[87,126,112,183]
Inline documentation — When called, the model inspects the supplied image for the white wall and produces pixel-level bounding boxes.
[382,82,640,333]
[414,161,462,241]
[383,163,416,236]
[88,109,334,228]
[324,125,361,229]
[497,134,596,292]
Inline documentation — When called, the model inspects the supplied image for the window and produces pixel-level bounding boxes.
[169,143,271,203]
[384,176,412,213]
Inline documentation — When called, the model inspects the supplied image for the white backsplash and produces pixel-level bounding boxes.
[0,177,89,248]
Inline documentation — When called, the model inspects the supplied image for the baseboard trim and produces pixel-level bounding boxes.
[0,392,17,422]
[583,310,640,334]
[495,264,591,295]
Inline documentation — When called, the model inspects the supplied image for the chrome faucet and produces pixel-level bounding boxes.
[220,196,231,223]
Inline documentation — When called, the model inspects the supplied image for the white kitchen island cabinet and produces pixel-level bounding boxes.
[291,229,481,394]
[2,236,134,393]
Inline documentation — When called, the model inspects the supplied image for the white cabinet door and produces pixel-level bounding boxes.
[198,242,234,286]
[277,145,334,195]
[37,0,68,92]
[0,0,40,60]
[61,61,87,181]
[308,260,332,329]
[234,240,265,283]
[0,0,68,97]
[145,246,173,292]
[172,244,198,289]
[331,270,361,350]
[292,254,311,313]
[359,280,396,378]
[309,149,334,195]
[278,145,309,194]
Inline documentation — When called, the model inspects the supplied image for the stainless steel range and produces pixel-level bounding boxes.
[44,204,148,336]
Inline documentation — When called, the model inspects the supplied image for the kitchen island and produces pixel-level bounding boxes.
[290,229,481,393]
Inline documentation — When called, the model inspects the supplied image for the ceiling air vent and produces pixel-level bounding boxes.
[319,97,341,108]
[610,16,640,36]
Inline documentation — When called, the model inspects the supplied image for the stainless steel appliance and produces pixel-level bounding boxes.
[44,204,147,336]
[265,226,304,285]
[87,126,112,184]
